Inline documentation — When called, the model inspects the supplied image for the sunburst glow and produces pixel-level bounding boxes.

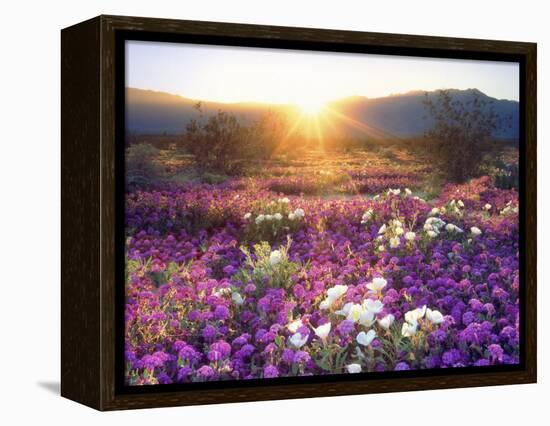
[296,99,326,115]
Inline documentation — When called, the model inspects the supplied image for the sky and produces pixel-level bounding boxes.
[126,40,520,108]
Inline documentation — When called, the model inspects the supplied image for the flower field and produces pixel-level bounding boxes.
[124,149,520,385]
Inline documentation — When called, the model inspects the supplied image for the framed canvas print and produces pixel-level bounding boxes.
[61,15,537,410]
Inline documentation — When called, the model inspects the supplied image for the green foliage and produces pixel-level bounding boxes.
[126,256,194,288]
[125,143,164,189]
[313,342,350,373]
[236,237,299,290]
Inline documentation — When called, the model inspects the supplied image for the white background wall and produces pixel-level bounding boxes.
[0,0,546,423]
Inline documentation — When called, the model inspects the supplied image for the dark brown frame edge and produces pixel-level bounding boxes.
[61,14,537,411]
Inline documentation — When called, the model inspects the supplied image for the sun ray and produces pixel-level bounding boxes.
[325,107,403,140]
[268,112,306,159]
[313,116,325,152]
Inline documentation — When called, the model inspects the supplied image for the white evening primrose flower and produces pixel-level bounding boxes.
[426,308,445,324]
[363,299,384,314]
[389,236,400,249]
[378,245,386,252]
[326,284,348,301]
[347,363,362,374]
[265,214,273,221]
[243,212,252,220]
[427,230,438,238]
[366,277,387,293]
[401,321,418,337]
[269,250,283,266]
[336,302,353,317]
[394,227,404,236]
[484,203,492,211]
[293,208,305,218]
[418,304,428,317]
[314,322,331,340]
[289,332,308,349]
[431,207,440,215]
[405,231,416,241]
[255,214,265,224]
[356,330,377,346]
[346,304,364,323]
[470,226,482,236]
[378,224,387,234]
[405,188,412,195]
[404,306,426,324]
[273,212,283,221]
[231,292,244,306]
[392,219,402,227]
[378,314,395,330]
[458,200,464,207]
[359,310,375,327]
[278,197,290,204]
[287,319,303,333]
[288,212,296,220]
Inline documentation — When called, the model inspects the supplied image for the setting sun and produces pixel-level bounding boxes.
[296,99,326,115]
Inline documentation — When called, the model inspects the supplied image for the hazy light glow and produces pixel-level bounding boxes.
[126,41,520,104]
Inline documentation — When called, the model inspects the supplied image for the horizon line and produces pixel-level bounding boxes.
[126,86,520,106]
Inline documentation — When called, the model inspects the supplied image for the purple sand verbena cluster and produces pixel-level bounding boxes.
[124,173,520,385]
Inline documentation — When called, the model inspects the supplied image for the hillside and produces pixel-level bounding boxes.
[126,87,519,139]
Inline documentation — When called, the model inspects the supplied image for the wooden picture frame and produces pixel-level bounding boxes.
[61,15,537,411]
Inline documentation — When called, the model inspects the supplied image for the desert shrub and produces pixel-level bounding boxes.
[423,90,506,183]
[125,143,163,189]
[184,104,288,175]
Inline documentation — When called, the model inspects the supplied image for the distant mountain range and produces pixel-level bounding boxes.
[126,87,519,139]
